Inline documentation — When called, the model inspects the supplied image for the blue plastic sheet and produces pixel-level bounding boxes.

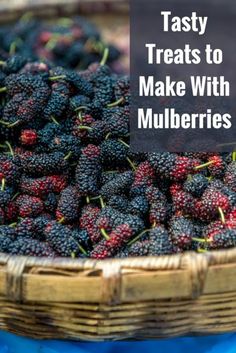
[0,331,236,353]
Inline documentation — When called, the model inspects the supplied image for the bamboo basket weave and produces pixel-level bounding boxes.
[1,249,236,340]
[0,0,236,342]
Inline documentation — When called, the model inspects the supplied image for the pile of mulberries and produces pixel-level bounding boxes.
[0,17,235,259]
[0,16,121,70]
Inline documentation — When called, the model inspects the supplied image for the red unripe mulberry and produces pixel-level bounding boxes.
[20,129,38,146]
[16,195,44,218]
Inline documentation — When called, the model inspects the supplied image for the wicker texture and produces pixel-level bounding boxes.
[0,249,235,340]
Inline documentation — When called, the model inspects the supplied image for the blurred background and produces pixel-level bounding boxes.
[0,0,129,72]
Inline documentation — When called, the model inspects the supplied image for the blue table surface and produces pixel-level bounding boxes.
[0,331,235,353]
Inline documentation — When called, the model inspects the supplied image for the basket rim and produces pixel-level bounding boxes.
[0,0,128,15]
[1,245,236,306]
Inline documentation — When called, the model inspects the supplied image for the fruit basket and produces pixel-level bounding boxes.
[1,249,236,340]
[0,0,236,343]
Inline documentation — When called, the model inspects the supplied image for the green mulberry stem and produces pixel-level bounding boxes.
[74,106,87,112]
[90,195,100,201]
[11,192,20,201]
[64,151,72,160]
[1,178,5,191]
[0,120,20,128]
[118,139,130,148]
[78,111,84,122]
[86,196,90,204]
[128,229,152,246]
[232,151,236,162]
[218,207,225,224]
[197,248,208,253]
[192,237,211,243]
[78,126,92,131]
[5,141,14,157]
[78,244,88,256]
[206,176,213,181]
[9,222,17,228]
[8,120,20,128]
[51,116,60,125]
[107,97,124,108]
[126,157,136,171]
[49,75,66,81]
[71,252,76,259]
[58,217,65,224]
[99,196,105,209]
[100,47,109,66]
[100,228,110,240]
[105,132,111,140]
[195,160,214,170]
[0,120,10,126]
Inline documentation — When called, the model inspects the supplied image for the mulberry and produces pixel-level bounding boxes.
[76,144,101,196]
[43,81,70,120]
[183,174,209,198]
[20,175,67,196]
[128,196,149,217]
[70,95,90,111]
[171,187,196,216]
[209,229,236,249]
[43,193,58,214]
[20,129,38,146]
[169,216,194,250]
[148,152,176,179]
[50,67,93,97]
[132,161,155,188]
[21,152,68,176]
[3,55,28,74]
[208,155,226,178]
[114,76,130,105]
[146,186,169,224]
[224,162,236,192]
[0,227,15,252]
[128,240,150,256]
[49,134,81,159]
[45,222,82,257]
[102,107,129,138]
[9,237,55,257]
[0,207,4,225]
[56,186,81,223]
[0,186,13,208]
[100,139,128,167]
[79,205,101,243]
[100,171,134,199]
[72,229,91,250]
[90,224,133,259]
[107,195,129,212]
[199,188,230,221]
[97,207,144,236]
[16,194,44,218]
[0,156,21,185]
[148,226,173,255]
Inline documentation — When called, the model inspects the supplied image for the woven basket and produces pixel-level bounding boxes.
[0,0,236,342]
[1,249,236,340]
